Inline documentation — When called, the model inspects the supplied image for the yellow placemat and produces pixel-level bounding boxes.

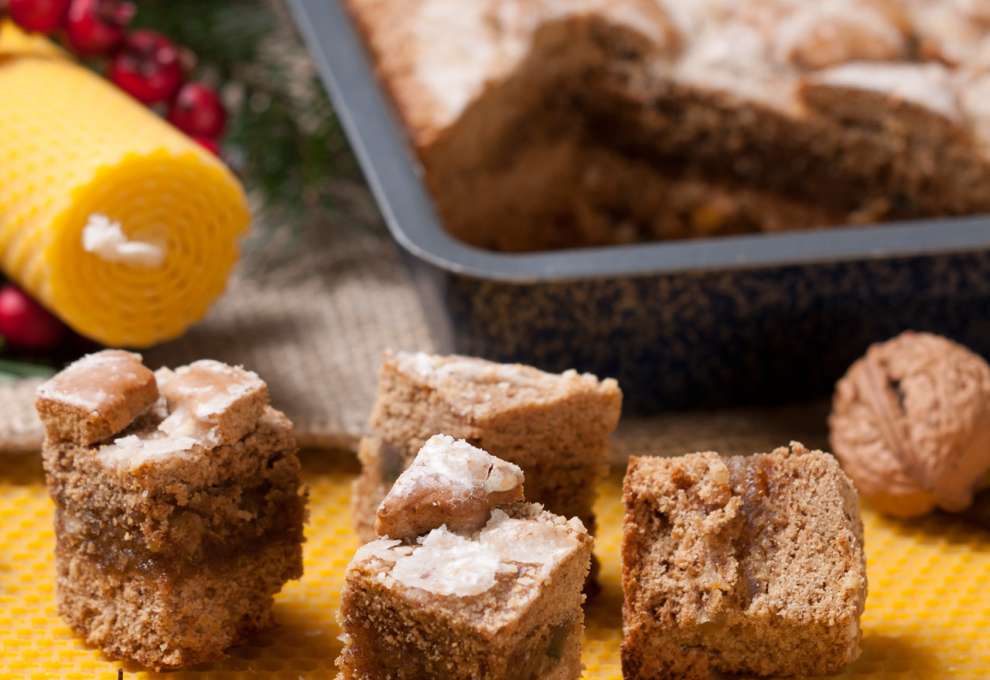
[1,453,989,679]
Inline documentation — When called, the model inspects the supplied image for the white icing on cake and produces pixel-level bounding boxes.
[485,460,522,493]
[157,360,264,445]
[396,351,532,383]
[391,352,610,419]
[674,22,798,111]
[409,1,504,130]
[388,527,505,597]
[92,359,265,468]
[909,0,989,66]
[389,434,524,500]
[96,432,199,468]
[82,214,166,267]
[37,350,147,413]
[480,509,579,574]
[400,351,439,379]
[352,509,579,598]
[811,62,962,121]
[359,0,990,154]
[352,538,404,564]
[395,352,598,386]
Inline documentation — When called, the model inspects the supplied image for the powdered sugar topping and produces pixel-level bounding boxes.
[352,538,404,565]
[392,352,602,415]
[396,351,532,383]
[92,359,267,469]
[352,510,580,598]
[391,434,524,497]
[480,509,579,574]
[96,432,199,468]
[388,527,507,597]
[774,2,905,70]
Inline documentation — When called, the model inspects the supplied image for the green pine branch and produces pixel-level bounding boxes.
[133,0,363,226]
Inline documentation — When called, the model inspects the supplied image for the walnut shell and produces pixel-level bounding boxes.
[829,332,990,517]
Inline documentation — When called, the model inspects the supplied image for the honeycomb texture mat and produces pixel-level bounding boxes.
[1,453,989,678]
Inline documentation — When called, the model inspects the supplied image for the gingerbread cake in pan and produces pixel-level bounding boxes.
[346,0,990,251]
[36,351,306,670]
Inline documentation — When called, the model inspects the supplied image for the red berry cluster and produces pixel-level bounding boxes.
[4,0,227,152]
[0,285,64,350]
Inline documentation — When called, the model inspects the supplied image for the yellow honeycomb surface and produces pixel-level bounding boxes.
[0,23,249,347]
[1,453,989,679]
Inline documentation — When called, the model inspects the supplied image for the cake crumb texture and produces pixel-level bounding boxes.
[622,442,867,679]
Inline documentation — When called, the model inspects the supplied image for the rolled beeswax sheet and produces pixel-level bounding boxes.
[0,23,249,347]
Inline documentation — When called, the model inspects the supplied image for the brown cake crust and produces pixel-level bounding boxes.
[621,442,867,679]
[368,353,621,468]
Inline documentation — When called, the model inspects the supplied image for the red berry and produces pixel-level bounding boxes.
[0,285,65,350]
[193,136,221,155]
[8,0,70,33]
[168,82,227,138]
[109,30,183,104]
[65,0,134,55]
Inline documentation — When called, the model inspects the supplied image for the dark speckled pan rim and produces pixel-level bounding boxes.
[289,0,990,284]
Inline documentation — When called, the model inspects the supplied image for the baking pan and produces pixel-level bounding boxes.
[290,0,990,413]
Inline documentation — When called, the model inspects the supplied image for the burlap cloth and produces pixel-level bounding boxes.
[0,192,830,458]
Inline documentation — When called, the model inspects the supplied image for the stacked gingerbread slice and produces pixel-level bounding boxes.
[36,351,306,670]
[340,434,593,679]
[352,351,622,546]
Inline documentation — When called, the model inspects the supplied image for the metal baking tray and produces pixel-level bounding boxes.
[290,0,990,413]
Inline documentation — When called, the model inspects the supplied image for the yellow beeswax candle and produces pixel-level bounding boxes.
[0,23,249,347]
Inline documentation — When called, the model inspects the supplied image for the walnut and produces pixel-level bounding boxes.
[829,332,990,517]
